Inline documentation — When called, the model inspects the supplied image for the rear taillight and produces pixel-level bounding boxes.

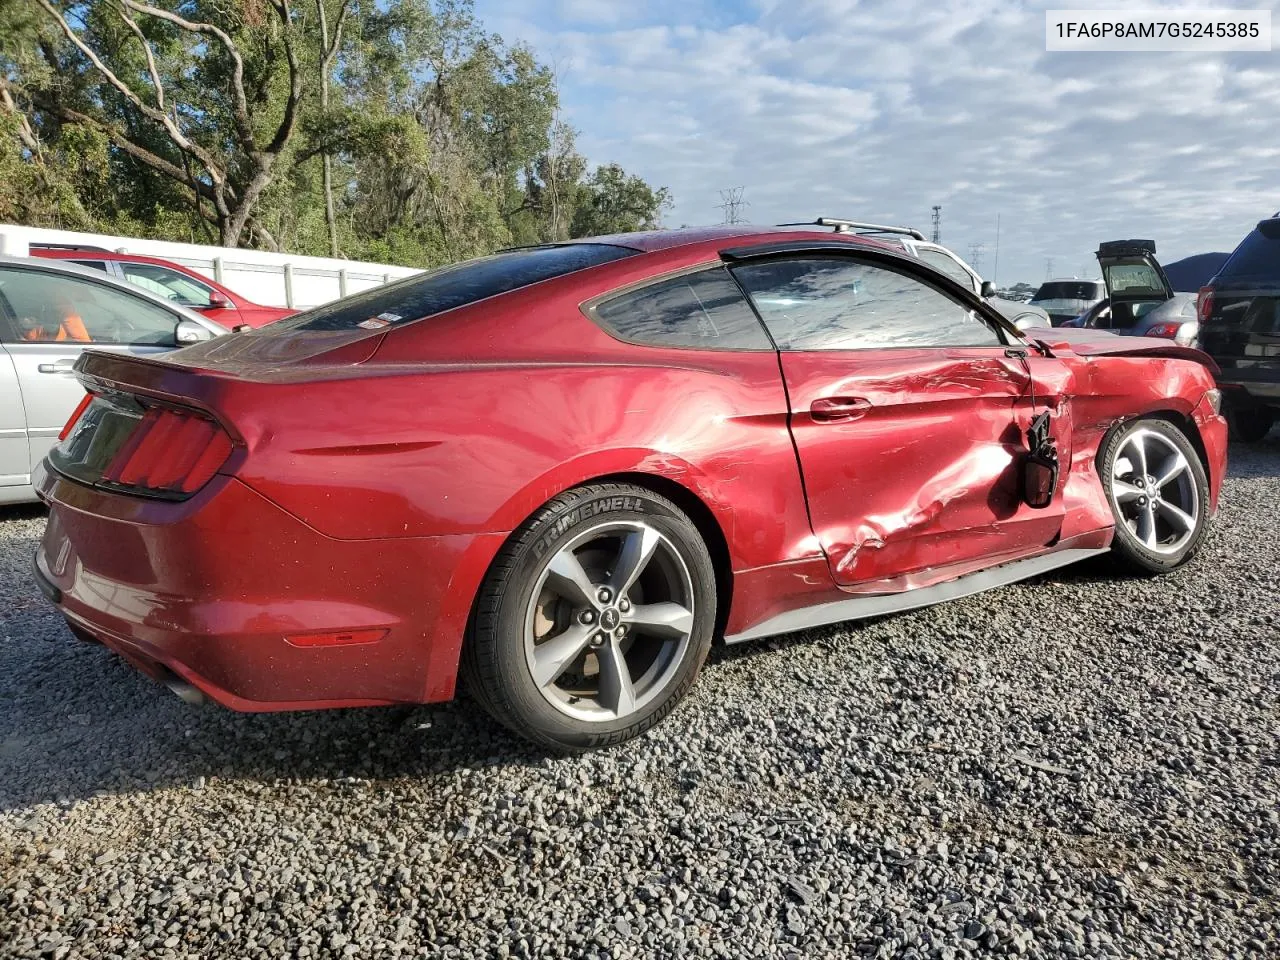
[59,392,94,441]
[1145,320,1200,347]
[1196,286,1214,322]
[101,405,233,496]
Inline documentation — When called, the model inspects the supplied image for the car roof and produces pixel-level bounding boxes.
[0,253,226,331]
[32,248,210,270]
[570,223,915,255]
[574,224,781,253]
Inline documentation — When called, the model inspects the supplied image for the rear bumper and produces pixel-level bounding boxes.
[32,463,505,711]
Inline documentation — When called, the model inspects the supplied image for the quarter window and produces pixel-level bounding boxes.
[732,257,1002,351]
[592,267,772,350]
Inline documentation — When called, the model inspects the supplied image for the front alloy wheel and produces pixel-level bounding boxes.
[1101,418,1209,573]
[463,483,715,751]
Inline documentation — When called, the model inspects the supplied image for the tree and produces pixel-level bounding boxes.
[11,0,306,247]
[0,0,673,264]
[571,163,672,236]
[314,0,351,257]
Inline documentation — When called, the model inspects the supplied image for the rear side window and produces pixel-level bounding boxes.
[1217,227,1280,283]
[274,243,638,333]
[591,267,771,350]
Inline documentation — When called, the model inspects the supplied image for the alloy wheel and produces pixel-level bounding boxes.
[1109,427,1200,555]
[523,521,696,722]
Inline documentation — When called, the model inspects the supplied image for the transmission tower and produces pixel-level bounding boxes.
[1044,257,1055,279]
[718,187,748,225]
[968,242,985,276]
[931,205,942,243]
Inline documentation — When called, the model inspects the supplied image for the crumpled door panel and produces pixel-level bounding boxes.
[781,347,1073,587]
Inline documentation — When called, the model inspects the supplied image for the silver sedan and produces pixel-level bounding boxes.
[0,254,226,505]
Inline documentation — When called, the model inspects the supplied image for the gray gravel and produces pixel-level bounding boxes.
[2,435,1278,960]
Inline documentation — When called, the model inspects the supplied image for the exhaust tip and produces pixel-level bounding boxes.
[162,673,207,706]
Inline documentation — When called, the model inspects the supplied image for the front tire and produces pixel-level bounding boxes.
[1227,405,1275,443]
[1100,418,1209,574]
[462,483,716,752]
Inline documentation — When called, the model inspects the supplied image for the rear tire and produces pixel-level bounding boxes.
[462,482,716,752]
[1100,418,1209,575]
[1227,405,1275,443]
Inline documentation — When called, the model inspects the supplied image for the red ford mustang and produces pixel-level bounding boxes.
[32,224,1227,751]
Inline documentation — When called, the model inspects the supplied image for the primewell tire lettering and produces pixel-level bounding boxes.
[532,496,646,557]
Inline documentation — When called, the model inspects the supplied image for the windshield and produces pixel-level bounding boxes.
[272,243,638,333]
[1217,227,1280,284]
[1032,281,1101,302]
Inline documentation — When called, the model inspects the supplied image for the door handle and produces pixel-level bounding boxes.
[37,358,78,375]
[810,396,872,422]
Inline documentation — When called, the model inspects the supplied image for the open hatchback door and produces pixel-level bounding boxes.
[1096,239,1173,326]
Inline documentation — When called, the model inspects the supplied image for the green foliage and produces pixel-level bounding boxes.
[571,163,673,237]
[0,0,673,268]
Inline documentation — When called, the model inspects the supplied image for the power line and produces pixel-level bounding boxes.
[718,187,748,225]
[931,205,942,243]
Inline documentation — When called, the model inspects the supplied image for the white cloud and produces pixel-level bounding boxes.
[480,0,1280,283]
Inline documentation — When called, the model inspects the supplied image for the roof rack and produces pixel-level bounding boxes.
[29,242,112,253]
[778,218,927,242]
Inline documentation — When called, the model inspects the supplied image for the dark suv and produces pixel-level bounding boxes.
[1198,215,1280,442]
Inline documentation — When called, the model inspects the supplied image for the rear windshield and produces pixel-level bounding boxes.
[273,243,638,333]
[1032,281,1100,301]
[1217,227,1280,284]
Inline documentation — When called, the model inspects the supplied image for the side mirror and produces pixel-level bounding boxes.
[1013,314,1043,333]
[175,319,214,345]
[1023,456,1059,509]
[206,291,230,309]
[980,280,996,298]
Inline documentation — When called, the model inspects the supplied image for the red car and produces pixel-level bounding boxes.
[32,224,1227,751]
[32,248,295,328]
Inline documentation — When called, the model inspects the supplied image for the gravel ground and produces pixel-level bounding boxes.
[2,435,1278,960]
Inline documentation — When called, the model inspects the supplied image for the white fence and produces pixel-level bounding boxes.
[0,224,423,310]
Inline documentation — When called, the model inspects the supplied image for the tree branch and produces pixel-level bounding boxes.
[0,78,41,155]
[23,87,237,223]
[34,0,228,186]
[322,0,351,67]
[263,0,303,156]
[120,0,257,152]
[114,1,166,111]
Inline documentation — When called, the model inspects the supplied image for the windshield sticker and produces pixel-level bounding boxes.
[357,318,390,330]
[376,312,402,322]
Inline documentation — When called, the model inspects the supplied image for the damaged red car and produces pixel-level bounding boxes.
[32,222,1227,751]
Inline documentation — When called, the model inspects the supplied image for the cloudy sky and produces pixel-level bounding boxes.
[476,0,1279,286]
